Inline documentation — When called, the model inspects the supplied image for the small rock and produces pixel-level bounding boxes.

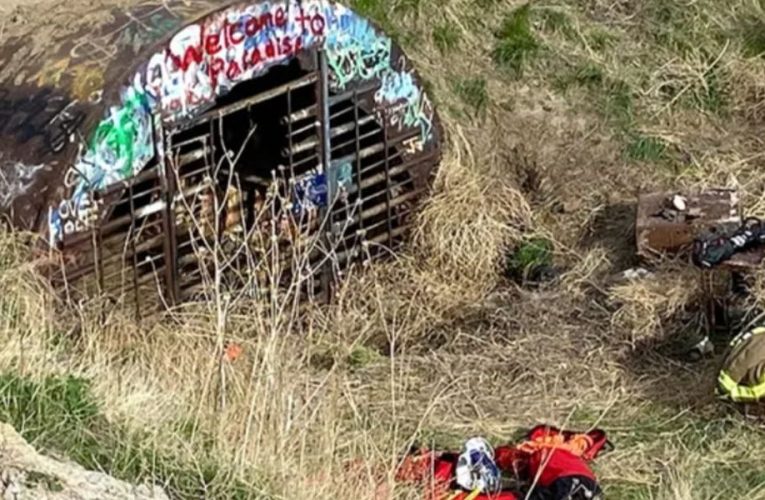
[562,200,581,213]
[672,194,688,211]
[687,335,715,362]
[0,423,169,500]
[619,267,653,281]
[552,200,581,214]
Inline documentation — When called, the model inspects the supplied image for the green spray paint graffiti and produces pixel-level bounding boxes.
[51,81,153,239]
[327,42,391,90]
[49,1,439,242]
[324,15,433,147]
[325,15,392,90]
[88,89,151,182]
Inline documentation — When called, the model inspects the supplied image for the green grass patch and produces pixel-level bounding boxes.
[493,4,539,75]
[641,1,721,56]
[553,62,603,91]
[349,0,386,20]
[0,374,100,437]
[653,61,729,115]
[537,7,575,39]
[348,345,382,369]
[573,63,605,88]
[697,64,728,114]
[432,23,460,54]
[553,60,634,130]
[644,1,682,47]
[603,80,635,131]
[350,0,400,42]
[453,77,489,116]
[742,14,765,58]
[626,134,667,162]
[587,28,619,52]
[392,0,420,15]
[506,237,553,281]
[0,374,255,499]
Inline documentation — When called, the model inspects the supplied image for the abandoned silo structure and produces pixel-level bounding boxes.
[0,0,442,314]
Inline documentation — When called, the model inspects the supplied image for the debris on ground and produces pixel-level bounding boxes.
[632,188,765,362]
[693,217,765,269]
[0,423,168,500]
[617,267,654,282]
[636,188,741,260]
[622,267,653,280]
[395,425,610,500]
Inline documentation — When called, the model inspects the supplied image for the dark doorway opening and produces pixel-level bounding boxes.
[211,58,317,185]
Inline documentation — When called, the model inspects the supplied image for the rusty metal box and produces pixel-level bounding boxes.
[636,189,741,259]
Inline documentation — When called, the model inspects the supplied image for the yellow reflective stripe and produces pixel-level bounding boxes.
[444,488,481,500]
[718,371,739,397]
[718,370,765,402]
[465,490,481,500]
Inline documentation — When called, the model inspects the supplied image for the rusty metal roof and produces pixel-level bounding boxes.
[0,0,442,239]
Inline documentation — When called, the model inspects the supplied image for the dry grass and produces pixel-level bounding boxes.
[609,263,703,347]
[3,0,765,498]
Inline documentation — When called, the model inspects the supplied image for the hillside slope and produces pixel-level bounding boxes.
[2,0,765,498]
[0,422,169,499]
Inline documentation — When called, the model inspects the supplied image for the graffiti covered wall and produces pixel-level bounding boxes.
[49,0,437,242]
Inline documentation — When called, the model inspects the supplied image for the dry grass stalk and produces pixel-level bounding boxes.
[609,263,702,347]
[3,0,765,497]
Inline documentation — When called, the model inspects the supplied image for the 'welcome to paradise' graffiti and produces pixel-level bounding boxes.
[50,0,436,242]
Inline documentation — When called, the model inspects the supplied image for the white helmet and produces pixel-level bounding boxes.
[455,437,500,493]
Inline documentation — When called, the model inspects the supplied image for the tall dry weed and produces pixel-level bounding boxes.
[609,264,703,347]
[0,114,533,499]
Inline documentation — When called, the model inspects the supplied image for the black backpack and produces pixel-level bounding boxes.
[692,218,764,268]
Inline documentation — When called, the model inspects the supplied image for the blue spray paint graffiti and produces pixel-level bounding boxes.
[290,161,352,217]
[292,171,328,217]
[336,162,353,189]
[324,14,392,91]
[375,70,434,147]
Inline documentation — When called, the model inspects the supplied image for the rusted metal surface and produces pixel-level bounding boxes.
[0,0,219,231]
[1,0,443,314]
[722,247,765,270]
[636,189,741,259]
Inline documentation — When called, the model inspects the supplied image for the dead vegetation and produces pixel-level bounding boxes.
[3,0,765,498]
[609,263,702,347]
